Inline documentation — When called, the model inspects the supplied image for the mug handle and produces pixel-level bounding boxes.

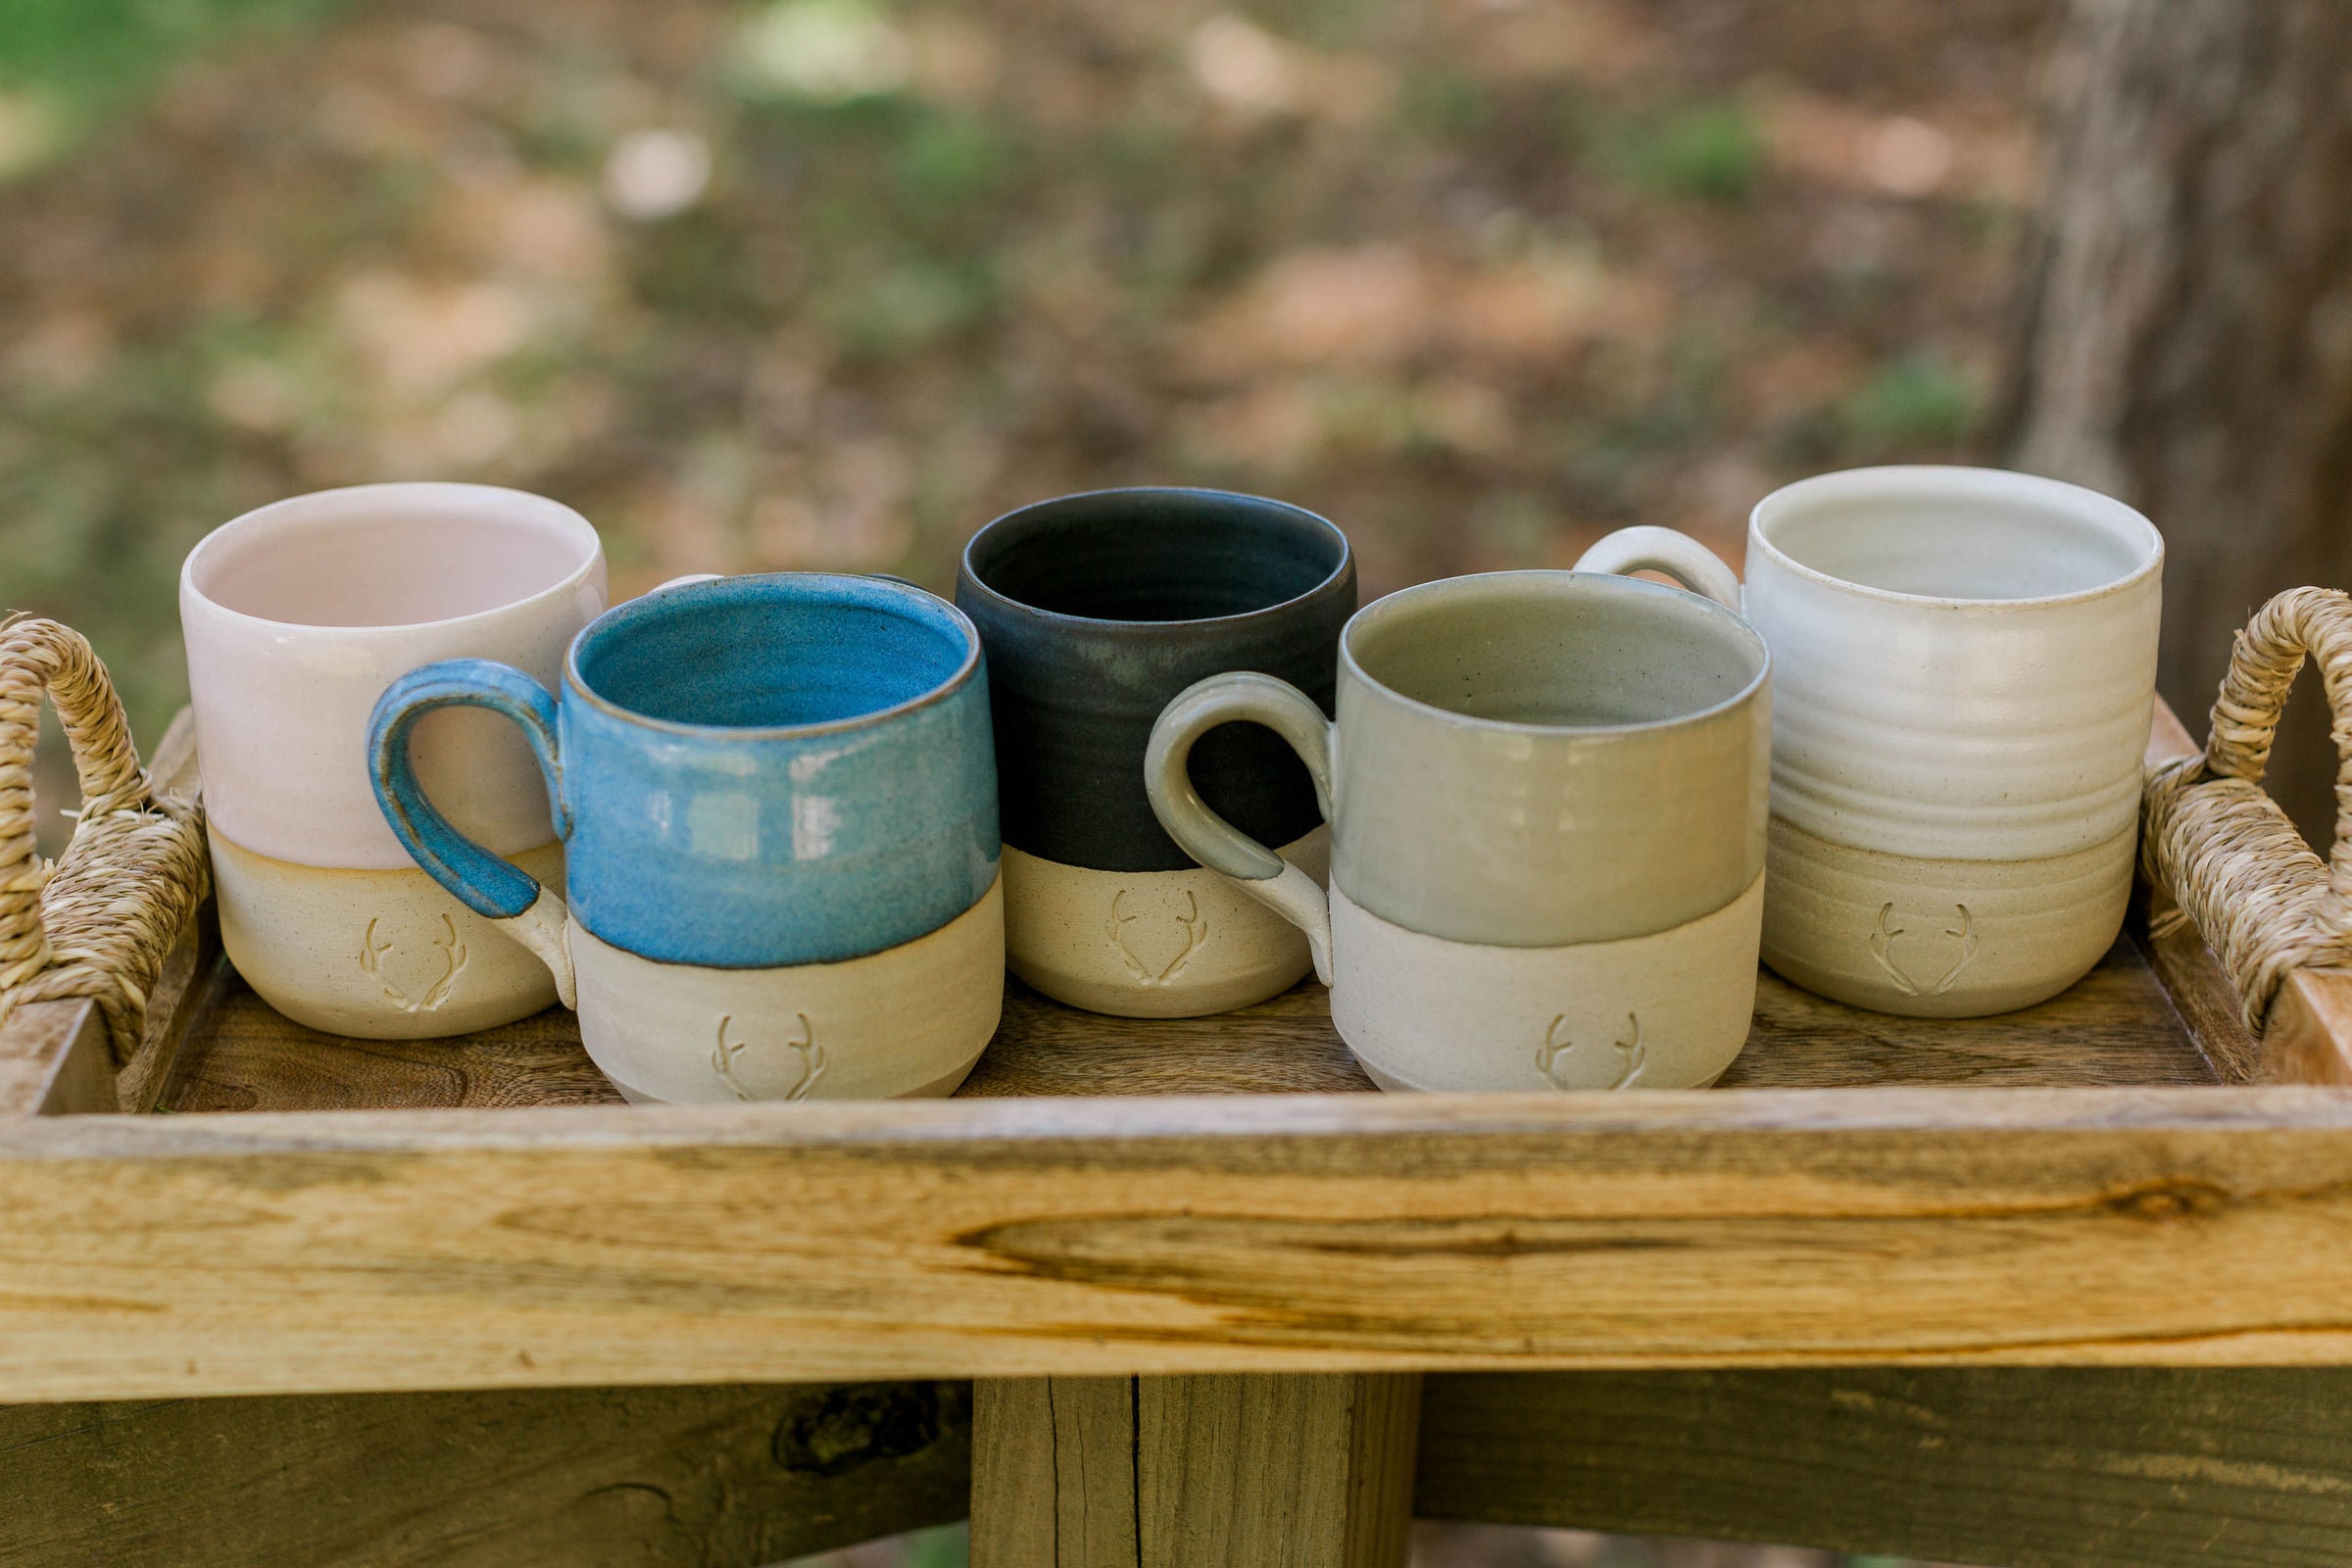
[367,660,577,1008]
[1572,525,1742,610]
[1144,673,1337,985]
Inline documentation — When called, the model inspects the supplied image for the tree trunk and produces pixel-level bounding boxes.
[2002,0,2352,849]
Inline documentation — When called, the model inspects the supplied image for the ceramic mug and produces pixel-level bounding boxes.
[956,488,1355,1018]
[1145,568,1771,1092]
[179,482,608,1037]
[1576,465,2163,1016]
[368,574,1004,1102]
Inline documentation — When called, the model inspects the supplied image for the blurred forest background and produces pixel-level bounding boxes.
[1,0,2031,749]
[7,1,2350,1563]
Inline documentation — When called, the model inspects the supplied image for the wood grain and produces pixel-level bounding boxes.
[160,936,2214,1114]
[161,972,621,1112]
[1418,1367,2352,1568]
[0,1000,112,1117]
[1137,1374,1418,1568]
[973,1374,1417,1567]
[973,1378,1140,1568]
[13,1088,2352,1399]
[2257,968,2352,1086]
[962,977,1377,1097]
[0,1380,968,1568]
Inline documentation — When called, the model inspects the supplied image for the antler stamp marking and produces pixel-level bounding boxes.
[1869,902,1979,997]
[358,914,467,1013]
[712,1010,825,1102]
[1535,1012,1645,1090]
[1107,886,1211,986]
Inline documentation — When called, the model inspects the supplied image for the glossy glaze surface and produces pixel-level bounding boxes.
[956,487,1353,873]
[1332,570,1770,944]
[1152,570,1768,946]
[181,482,607,869]
[370,573,999,968]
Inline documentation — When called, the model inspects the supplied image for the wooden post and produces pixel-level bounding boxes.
[1,1381,971,1568]
[972,1374,1420,1568]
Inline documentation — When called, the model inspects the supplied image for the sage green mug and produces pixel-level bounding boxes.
[1145,566,1770,1092]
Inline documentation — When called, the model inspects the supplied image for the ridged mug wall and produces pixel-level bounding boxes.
[1580,466,2163,1017]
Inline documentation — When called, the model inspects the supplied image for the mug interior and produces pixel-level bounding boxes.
[1752,466,2158,602]
[1347,572,1765,728]
[187,483,597,627]
[965,488,1347,622]
[574,574,974,730]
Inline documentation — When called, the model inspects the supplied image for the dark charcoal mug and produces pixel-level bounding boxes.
[956,487,1354,1016]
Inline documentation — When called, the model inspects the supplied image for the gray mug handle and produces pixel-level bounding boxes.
[1144,673,1336,985]
[1572,525,1742,609]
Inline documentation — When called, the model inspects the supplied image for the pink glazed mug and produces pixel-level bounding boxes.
[180,482,607,1037]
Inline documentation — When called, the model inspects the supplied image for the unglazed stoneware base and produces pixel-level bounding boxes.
[1002,828,1328,1018]
[1328,869,1764,1093]
[1760,815,2135,1017]
[602,1056,980,1104]
[569,875,1004,1103]
[211,829,565,1039]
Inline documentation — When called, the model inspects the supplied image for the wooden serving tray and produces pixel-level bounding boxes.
[7,699,2352,1410]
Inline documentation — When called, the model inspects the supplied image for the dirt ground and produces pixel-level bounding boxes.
[1,6,2042,1561]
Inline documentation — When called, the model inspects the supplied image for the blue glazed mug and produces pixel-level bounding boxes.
[368,573,1004,1102]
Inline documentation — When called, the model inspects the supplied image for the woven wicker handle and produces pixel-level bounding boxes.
[2142,586,2352,1030]
[0,617,206,1059]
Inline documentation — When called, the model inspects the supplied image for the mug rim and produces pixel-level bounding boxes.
[1340,568,1771,738]
[180,481,604,636]
[956,485,1354,633]
[1747,464,2164,611]
[564,571,983,740]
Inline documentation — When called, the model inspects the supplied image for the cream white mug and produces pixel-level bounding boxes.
[180,483,607,1036]
[1578,465,2163,1016]
[1146,568,1771,1093]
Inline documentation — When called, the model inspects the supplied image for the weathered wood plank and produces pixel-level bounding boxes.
[9,1089,2352,1399]
[972,1377,1140,1568]
[1137,1374,1418,1567]
[1416,1367,2352,1568]
[163,934,2213,1114]
[0,1380,968,1568]
[972,1374,1417,1567]
[0,999,112,1117]
[2258,967,2352,1086]
[113,906,226,1114]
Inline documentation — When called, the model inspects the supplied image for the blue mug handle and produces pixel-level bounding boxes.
[368,659,577,1007]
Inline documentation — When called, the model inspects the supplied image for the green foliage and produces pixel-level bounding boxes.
[0,0,343,114]
[1614,100,1766,202]
[783,1522,966,1567]
[896,114,1009,211]
[1396,65,1492,140]
[902,1522,969,1568]
[820,256,996,359]
[1840,349,1978,451]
